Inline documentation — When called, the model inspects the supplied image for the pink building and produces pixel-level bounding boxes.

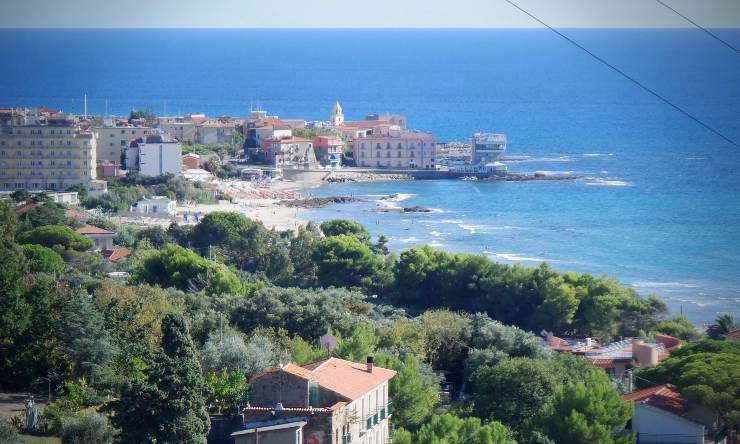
[312,136,343,165]
[353,131,437,169]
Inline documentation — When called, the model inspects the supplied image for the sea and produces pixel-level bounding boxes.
[1,28,738,325]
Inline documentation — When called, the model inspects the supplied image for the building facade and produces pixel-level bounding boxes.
[93,125,153,164]
[0,108,97,192]
[353,131,437,169]
[312,136,343,166]
[125,134,182,176]
[471,133,507,165]
[262,137,317,168]
[237,357,395,444]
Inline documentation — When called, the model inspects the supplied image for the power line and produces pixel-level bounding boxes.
[502,0,740,149]
[653,0,740,55]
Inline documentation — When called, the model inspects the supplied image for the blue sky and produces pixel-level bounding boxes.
[2,0,739,28]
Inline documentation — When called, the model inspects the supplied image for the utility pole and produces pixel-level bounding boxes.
[83,94,87,120]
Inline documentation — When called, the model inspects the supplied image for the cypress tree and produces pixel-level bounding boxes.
[113,313,210,443]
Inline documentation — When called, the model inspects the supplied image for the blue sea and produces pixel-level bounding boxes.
[1,28,738,324]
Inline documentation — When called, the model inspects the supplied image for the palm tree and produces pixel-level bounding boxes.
[705,314,737,339]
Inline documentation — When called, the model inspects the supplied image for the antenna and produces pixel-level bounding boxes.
[83,94,87,120]
[104,99,108,118]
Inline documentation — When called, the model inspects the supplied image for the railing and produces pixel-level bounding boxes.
[363,402,393,431]
[342,433,352,444]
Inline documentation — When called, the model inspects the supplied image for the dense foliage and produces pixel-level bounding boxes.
[2,203,708,443]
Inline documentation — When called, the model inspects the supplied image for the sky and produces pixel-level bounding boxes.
[1,0,739,28]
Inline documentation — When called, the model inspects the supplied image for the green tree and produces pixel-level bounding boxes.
[333,323,378,362]
[397,413,516,444]
[287,223,321,287]
[112,313,210,443]
[18,201,68,230]
[651,316,700,341]
[380,354,440,430]
[313,234,391,291]
[319,219,371,244]
[135,244,244,295]
[473,357,559,432]
[536,370,635,444]
[706,314,737,340]
[203,369,248,415]
[10,188,31,203]
[22,244,65,273]
[18,225,93,251]
[135,226,171,249]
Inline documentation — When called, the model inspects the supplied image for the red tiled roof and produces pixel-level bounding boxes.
[623,384,689,416]
[102,248,131,262]
[342,120,391,128]
[252,358,396,402]
[725,329,740,339]
[65,208,90,222]
[75,224,114,235]
[15,203,39,213]
[654,333,683,351]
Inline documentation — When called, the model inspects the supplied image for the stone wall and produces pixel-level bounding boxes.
[250,370,309,408]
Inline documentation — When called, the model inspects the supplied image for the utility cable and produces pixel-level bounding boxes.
[653,0,740,55]
[502,0,740,149]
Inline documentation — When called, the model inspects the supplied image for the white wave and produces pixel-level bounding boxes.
[458,223,486,234]
[632,281,699,289]
[429,240,445,248]
[398,237,420,243]
[490,252,548,263]
[585,178,632,187]
[685,157,705,161]
[518,156,574,163]
[380,193,415,202]
[583,153,614,157]
[430,230,443,237]
[534,170,575,175]
[428,219,464,225]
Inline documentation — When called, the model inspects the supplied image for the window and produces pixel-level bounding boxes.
[386,143,391,149]
[109,134,114,138]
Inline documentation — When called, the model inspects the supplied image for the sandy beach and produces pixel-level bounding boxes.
[177,198,306,232]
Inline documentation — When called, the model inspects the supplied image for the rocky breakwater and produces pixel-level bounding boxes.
[279,196,364,209]
[487,172,584,181]
[326,171,413,183]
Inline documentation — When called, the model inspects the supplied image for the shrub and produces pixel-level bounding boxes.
[61,413,115,444]
[22,244,65,273]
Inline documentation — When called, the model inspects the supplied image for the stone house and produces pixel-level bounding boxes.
[75,224,115,251]
[234,357,395,444]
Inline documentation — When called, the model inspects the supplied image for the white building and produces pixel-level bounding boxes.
[0,108,97,192]
[330,101,345,126]
[623,385,723,444]
[353,130,437,169]
[126,134,182,176]
[132,196,176,216]
[471,133,507,165]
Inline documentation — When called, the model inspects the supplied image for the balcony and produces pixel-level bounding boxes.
[342,433,352,444]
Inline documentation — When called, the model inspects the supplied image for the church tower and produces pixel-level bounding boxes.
[330,101,344,126]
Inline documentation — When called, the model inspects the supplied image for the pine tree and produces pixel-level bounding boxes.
[112,313,210,443]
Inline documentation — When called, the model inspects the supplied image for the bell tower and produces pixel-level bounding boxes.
[330,101,344,126]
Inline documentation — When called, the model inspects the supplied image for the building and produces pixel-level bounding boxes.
[545,333,682,377]
[623,385,724,444]
[125,134,182,176]
[93,124,153,164]
[471,133,507,165]
[724,329,740,341]
[312,136,343,166]
[157,116,197,143]
[236,357,395,444]
[182,153,201,170]
[353,131,437,169]
[365,113,406,129]
[262,137,317,168]
[0,108,97,192]
[330,101,344,126]
[75,224,115,251]
[132,195,176,216]
[101,247,131,263]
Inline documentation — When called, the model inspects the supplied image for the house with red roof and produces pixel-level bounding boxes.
[75,224,115,251]
[234,357,395,444]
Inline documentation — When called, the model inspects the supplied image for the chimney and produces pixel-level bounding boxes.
[366,356,374,373]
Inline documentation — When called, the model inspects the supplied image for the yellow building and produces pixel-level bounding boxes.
[0,108,97,191]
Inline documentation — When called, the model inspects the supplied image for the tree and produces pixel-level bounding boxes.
[203,369,248,415]
[22,244,65,273]
[135,226,171,249]
[135,244,244,295]
[706,314,737,340]
[17,225,93,251]
[10,188,31,203]
[18,201,68,230]
[112,313,210,443]
[287,223,321,287]
[395,413,516,444]
[334,323,378,362]
[319,219,371,244]
[536,370,634,444]
[60,413,115,444]
[473,357,559,432]
[313,234,391,291]
[651,316,700,341]
[380,354,440,430]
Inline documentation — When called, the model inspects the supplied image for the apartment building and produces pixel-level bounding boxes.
[353,130,437,169]
[93,124,153,164]
[0,108,97,191]
[262,137,317,168]
[235,357,395,444]
[124,134,182,176]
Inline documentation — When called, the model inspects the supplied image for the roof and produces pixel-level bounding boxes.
[102,248,131,262]
[65,208,90,222]
[725,328,740,340]
[15,202,39,213]
[232,418,307,436]
[654,333,683,351]
[623,384,689,416]
[252,357,396,402]
[75,224,114,235]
